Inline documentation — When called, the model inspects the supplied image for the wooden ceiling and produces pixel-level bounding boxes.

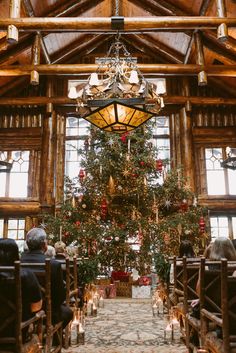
[0,0,236,99]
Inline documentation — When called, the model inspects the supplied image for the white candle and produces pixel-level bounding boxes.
[128,139,131,153]
[59,226,62,242]
[156,207,159,223]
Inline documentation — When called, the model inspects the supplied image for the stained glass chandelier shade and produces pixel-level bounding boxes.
[68,34,164,133]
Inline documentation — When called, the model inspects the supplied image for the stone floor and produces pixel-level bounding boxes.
[62,297,187,353]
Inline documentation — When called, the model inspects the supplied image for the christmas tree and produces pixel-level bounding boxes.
[44,123,207,277]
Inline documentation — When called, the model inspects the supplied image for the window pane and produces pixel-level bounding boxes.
[210,216,229,239]
[8,219,25,241]
[8,219,17,228]
[0,174,6,197]
[218,217,228,227]
[0,220,3,237]
[206,171,225,195]
[233,217,236,239]
[8,230,17,239]
[9,173,28,197]
[228,169,236,195]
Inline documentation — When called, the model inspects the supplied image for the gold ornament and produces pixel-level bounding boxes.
[108,175,116,194]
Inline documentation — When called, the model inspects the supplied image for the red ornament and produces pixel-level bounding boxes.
[79,168,85,182]
[120,132,129,143]
[180,199,188,212]
[199,216,205,233]
[156,159,163,172]
[75,220,81,227]
[140,161,145,167]
[101,198,108,220]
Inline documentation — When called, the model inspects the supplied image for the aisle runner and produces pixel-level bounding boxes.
[63,298,187,353]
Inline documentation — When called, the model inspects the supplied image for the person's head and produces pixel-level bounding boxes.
[210,237,236,261]
[0,238,19,266]
[54,241,66,255]
[179,240,195,258]
[44,245,56,258]
[203,242,213,258]
[26,227,47,252]
[231,239,236,250]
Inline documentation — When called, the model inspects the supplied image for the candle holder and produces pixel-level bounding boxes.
[164,322,173,343]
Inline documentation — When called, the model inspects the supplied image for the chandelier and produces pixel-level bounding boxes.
[221,147,236,170]
[0,160,13,173]
[68,34,164,133]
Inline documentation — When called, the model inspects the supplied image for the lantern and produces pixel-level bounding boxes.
[156,159,163,172]
[199,216,205,233]
[79,169,85,182]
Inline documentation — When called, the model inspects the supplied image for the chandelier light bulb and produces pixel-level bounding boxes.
[226,146,231,156]
[89,73,100,86]
[129,70,139,84]
[68,86,78,99]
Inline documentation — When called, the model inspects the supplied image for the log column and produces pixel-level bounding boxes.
[194,31,207,86]
[7,0,21,44]
[30,34,40,85]
[179,106,196,192]
[40,78,56,213]
[170,112,182,169]
[216,0,228,42]
[55,114,66,212]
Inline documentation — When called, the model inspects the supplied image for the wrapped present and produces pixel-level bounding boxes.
[132,285,151,298]
[138,275,151,286]
[111,270,130,282]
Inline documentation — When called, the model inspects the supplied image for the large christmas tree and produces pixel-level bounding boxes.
[44,123,207,276]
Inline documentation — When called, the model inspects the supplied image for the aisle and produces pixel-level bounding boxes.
[63,298,187,353]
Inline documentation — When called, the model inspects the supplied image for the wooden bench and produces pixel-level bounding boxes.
[21,259,63,353]
[200,259,236,353]
[0,261,45,353]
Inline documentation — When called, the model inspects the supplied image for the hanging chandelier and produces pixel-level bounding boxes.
[0,160,13,173]
[221,147,236,170]
[68,34,164,133]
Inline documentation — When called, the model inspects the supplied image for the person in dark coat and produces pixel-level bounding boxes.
[21,227,73,329]
[0,238,42,343]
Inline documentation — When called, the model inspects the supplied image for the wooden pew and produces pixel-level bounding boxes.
[0,261,45,353]
[21,259,63,353]
[200,259,236,353]
[64,256,79,349]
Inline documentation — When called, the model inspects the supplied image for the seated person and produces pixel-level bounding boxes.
[54,241,67,261]
[45,244,56,258]
[0,238,42,343]
[21,227,73,329]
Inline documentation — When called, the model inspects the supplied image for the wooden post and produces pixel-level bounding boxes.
[40,78,56,214]
[55,114,66,210]
[216,0,228,42]
[182,77,192,112]
[30,34,41,85]
[179,106,196,192]
[169,113,177,169]
[7,0,21,44]
[194,31,207,86]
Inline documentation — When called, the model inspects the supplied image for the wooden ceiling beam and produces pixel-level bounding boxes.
[0,96,236,106]
[0,63,236,76]
[0,0,103,64]
[0,17,236,31]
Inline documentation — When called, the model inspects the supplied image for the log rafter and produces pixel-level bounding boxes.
[0,0,104,64]
[0,96,236,106]
[0,17,236,31]
[0,63,235,76]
